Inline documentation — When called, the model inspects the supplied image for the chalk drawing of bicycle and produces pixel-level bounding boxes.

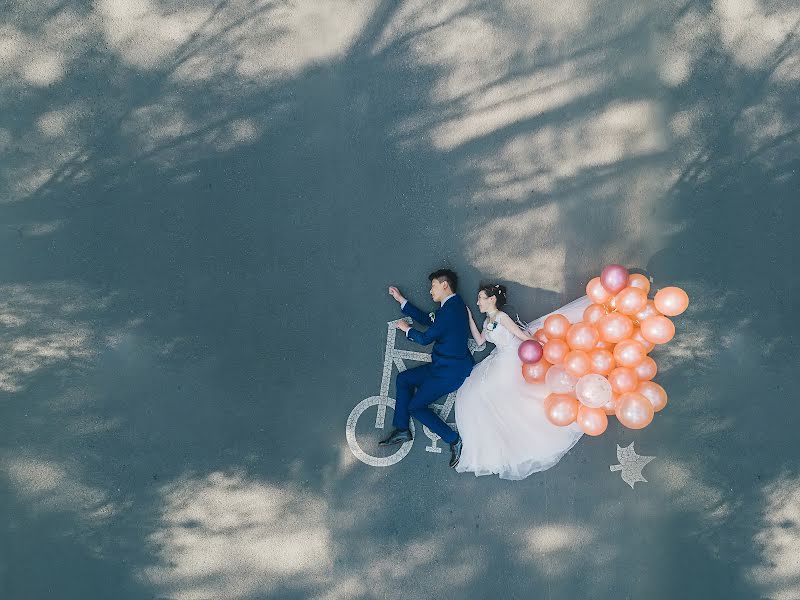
[346,317,485,467]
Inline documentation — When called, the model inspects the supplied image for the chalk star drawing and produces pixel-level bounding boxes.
[610,442,655,489]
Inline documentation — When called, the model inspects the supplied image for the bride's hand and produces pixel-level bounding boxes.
[466,306,475,320]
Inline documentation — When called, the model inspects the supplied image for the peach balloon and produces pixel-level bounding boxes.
[615,287,648,316]
[613,339,647,368]
[544,314,570,339]
[588,348,616,375]
[583,303,608,325]
[522,360,551,384]
[605,295,617,312]
[603,394,619,416]
[640,315,675,344]
[564,350,591,378]
[587,277,612,304]
[631,328,655,353]
[634,300,661,323]
[654,287,689,317]
[638,381,668,412]
[577,405,608,436]
[595,340,614,350]
[566,323,600,351]
[615,392,654,429]
[597,313,635,343]
[608,367,639,394]
[543,339,570,365]
[628,273,651,294]
[634,356,658,381]
[533,328,548,344]
[544,393,579,426]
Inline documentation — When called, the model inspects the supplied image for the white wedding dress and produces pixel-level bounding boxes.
[455,296,592,480]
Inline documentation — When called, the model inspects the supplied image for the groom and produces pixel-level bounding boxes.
[380,269,474,468]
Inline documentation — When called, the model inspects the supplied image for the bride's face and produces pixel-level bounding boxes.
[476,291,496,314]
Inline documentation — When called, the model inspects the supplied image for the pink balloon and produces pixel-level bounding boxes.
[613,339,647,368]
[566,322,600,351]
[615,287,648,316]
[634,300,661,323]
[544,393,579,426]
[615,392,654,429]
[577,405,608,436]
[637,381,668,412]
[601,264,629,294]
[518,340,543,364]
[564,350,591,378]
[586,277,612,304]
[640,315,675,344]
[544,314,570,339]
[583,303,608,325]
[654,287,690,317]
[597,313,634,343]
[545,364,578,394]
[628,274,651,294]
[588,348,616,375]
[575,373,612,408]
[634,356,658,381]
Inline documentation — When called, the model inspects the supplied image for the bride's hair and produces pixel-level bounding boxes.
[479,283,508,309]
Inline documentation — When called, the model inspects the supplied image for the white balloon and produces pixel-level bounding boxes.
[545,365,578,394]
[575,373,612,408]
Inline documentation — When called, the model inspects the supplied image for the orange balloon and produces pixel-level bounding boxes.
[597,313,634,343]
[583,303,608,325]
[594,340,614,350]
[637,381,668,412]
[522,360,551,384]
[533,328,548,344]
[615,392,654,429]
[603,393,619,416]
[614,287,648,316]
[608,367,639,394]
[586,277,612,304]
[606,294,617,312]
[543,314,570,339]
[628,273,651,294]
[654,287,689,317]
[634,300,661,323]
[564,350,591,378]
[631,328,655,353]
[634,356,658,381]
[588,348,616,375]
[566,323,600,351]
[543,339,570,365]
[640,315,675,344]
[613,339,647,368]
[577,405,608,436]
[544,393,579,426]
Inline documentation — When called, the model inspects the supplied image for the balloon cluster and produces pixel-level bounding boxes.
[517,264,689,436]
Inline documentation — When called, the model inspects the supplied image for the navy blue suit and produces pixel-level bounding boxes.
[393,295,474,444]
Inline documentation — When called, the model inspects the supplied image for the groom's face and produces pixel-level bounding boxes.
[429,278,449,302]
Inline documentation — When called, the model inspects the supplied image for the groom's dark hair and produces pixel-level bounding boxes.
[429,269,458,292]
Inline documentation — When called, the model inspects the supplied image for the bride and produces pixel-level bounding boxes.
[455,284,591,480]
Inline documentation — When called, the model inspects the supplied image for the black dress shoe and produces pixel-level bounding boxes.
[379,428,412,446]
[449,436,463,468]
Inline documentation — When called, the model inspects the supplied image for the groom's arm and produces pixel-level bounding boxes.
[406,308,448,346]
[401,301,434,327]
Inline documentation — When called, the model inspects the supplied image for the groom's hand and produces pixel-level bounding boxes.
[395,320,411,333]
[388,286,406,305]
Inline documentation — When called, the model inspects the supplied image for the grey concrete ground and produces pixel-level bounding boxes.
[0,1,798,598]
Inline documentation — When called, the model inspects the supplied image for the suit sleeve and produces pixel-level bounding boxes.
[401,301,433,327]
[406,308,448,346]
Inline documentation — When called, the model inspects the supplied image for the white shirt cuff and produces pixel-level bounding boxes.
[401,299,407,309]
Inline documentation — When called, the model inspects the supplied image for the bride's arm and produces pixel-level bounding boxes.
[498,312,533,341]
[466,307,486,345]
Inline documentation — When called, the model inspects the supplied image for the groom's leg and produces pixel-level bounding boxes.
[392,364,431,430]
[408,378,459,445]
